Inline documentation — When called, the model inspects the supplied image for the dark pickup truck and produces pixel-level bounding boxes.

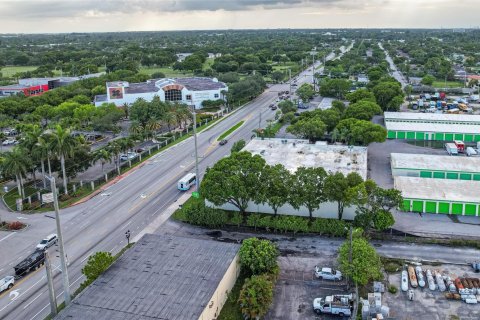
[14,250,45,277]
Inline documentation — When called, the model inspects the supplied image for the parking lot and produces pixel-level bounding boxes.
[385,263,480,320]
[266,254,349,320]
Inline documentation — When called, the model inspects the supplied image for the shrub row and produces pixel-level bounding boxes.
[0,220,26,230]
[176,198,349,237]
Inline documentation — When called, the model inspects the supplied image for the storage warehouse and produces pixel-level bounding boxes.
[390,153,480,181]
[210,138,368,220]
[384,112,480,142]
[55,234,240,320]
[395,177,480,216]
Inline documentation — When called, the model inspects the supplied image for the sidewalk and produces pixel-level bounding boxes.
[392,210,480,239]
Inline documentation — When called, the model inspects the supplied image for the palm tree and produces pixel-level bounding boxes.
[1,147,31,198]
[50,125,78,195]
[107,141,122,175]
[162,111,177,132]
[21,125,43,184]
[38,134,54,177]
[93,149,112,174]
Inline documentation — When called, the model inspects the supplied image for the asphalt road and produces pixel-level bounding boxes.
[378,42,408,88]
[0,53,333,320]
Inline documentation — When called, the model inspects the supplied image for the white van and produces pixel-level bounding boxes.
[466,147,477,157]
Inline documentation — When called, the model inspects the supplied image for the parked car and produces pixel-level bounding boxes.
[0,276,14,292]
[2,139,15,146]
[314,266,343,281]
[36,234,58,251]
[219,139,228,146]
[270,105,277,110]
[120,152,137,161]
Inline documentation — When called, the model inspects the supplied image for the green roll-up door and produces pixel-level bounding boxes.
[406,132,415,139]
[464,134,473,142]
[387,131,396,139]
[433,172,445,179]
[425,202,437,213]
[454,134,463,140]
[465,204,477,216]
[473,174,480,181]
[438,202,450,214]
[446,172,458,179]
[397,131,406,139]
[435,133,444,141]
[445,133,454,141]
[451,203,463,215]
[475,135,480,142]
[402,200,410,211]
[460,173,472,180]
[412,200,424,212]
[420,171,432,178]
[416,132,425,140]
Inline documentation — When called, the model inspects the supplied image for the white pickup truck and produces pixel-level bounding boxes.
[0,276,14,292]
[313,294,353,317]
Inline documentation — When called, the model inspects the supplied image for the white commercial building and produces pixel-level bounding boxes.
[94,77,228,109]
[213,138,368,220]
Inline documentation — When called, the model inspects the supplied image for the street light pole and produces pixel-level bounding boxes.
[47,176,71,306]
[191,105,200,192]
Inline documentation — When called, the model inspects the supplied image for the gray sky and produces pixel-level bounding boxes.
[0,0,478,33]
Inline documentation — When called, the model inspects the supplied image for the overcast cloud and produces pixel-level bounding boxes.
[0,0,478,33]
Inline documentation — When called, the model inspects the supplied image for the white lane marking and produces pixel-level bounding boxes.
[0,276,46,312]
[23,292,43,309]
[109,245,117,253]
[81,252,92,263]
[122,220,132,230]
[0,232,16,242]
[9,290,20,301]
[29,303,48,320]
[16,217,28,220]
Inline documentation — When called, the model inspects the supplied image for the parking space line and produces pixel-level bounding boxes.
[0,232,16,242]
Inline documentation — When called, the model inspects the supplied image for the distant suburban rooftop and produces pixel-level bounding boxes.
[394,176,480,203]
[384,112,480,123]
[94,94,107,103]
[243,138,368,180]
[125,81,159,94]
[385,122,480,134]
[175,77,226,91]
[55,234,239,320]
[391,153,480,174]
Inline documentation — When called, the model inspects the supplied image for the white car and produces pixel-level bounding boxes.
[36,234,58,251]
[314,266,343,281]
[0,276,14,292]
[2,139,15,146]
[120,152,137,161]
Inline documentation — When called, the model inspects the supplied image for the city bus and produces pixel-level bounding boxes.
[177,173,196,191]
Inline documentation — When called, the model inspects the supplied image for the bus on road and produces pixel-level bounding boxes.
[177,173,196,191]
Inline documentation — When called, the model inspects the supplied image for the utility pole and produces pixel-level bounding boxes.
[47,176,71,306]
[45,250,57,317]
[191,105,200,192]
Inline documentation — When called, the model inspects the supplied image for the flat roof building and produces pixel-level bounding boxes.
[384,112,480,142]
[55,234,240,320]
[243,138,368,180]
[391,153,480,181]
[95,77,228,109]
[395,177,480,216]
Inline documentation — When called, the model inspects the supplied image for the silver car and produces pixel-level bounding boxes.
[314,266,343,281]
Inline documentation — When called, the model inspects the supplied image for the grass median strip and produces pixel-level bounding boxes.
[217,121,244,141]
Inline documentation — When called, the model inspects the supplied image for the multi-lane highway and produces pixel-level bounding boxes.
[0,56,327,320]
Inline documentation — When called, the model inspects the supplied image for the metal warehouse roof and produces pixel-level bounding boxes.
[55,234,240,320]
[384,112,480,123]
[385,122,480,134]
[394,176,480,203]
[391,153,480,173]
[243,138,368,180]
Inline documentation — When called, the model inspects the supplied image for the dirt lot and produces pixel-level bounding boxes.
[385,263,480,320]
[266,254,350,320]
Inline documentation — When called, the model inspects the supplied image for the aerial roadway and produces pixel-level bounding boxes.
[0,49,337,320]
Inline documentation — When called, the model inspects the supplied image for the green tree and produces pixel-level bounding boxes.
[319,78,351,99]
[81,251,115,285]
[421,74,435,86]
[261,164,292,216]
[335,118,386,146]
[346,89,376,104]
[290,167,327,220]
[230,139,246,153]
[286,117,326,142]
[271,70,285,83]
[93,149,112,174]
[239,237,279,275]
[1,147,31,198]
[343,100,382,121]
[201,151,266,220]
[372,81,404,111]
[238,274,274,320]
[296,83,315,101]
[324,172,366,220]
[278,100,296,114]
[50,125,78,194]
[338,236,382,286]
